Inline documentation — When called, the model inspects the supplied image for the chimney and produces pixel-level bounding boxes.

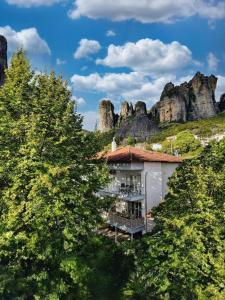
[111,137,117,152]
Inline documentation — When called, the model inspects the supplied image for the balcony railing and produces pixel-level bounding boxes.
[108,212,145,234]
[99,186,144,201]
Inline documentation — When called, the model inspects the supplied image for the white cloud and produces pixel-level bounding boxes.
[72,95,86,106]
[74,39,101,59]
[0,26,51,55]
[71,71,175,104]
[69,0,225,23]
[6,0,63,7]
[97,39,193,76]
[56,58,67,65]
[216,75,225,101]
[106,30,116,37]
[207,52,219,71]
[80,110,98,131]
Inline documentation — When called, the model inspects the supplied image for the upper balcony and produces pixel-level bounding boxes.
[99,185,144,202]
[108,162,144,171]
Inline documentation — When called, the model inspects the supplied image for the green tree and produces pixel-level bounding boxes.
[127,136,136,146]
[0,51,110,299]
[173,130,201,154]
[126,141,225,299]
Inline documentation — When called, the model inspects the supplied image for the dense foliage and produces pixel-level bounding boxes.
[158,130,202,158]
[0,51,113,298]
[126,140,225,299]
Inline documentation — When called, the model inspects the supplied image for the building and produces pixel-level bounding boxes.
[99,142,182,239]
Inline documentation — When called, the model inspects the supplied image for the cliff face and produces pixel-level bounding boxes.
[157,72,218,123]
[157,82,189,123]
[98,100,117,132]
[98,99,159,140]
[117,101,159,140]
[0,35,7,86]
[98,72,222,141]
[219,94,225,112]
[188,72,217,120]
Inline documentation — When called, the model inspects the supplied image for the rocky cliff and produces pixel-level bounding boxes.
[98,100,118,132]
[99,72,225,141]
[155,72,218,123]
[219,94,225,112]
[0,35,7,86]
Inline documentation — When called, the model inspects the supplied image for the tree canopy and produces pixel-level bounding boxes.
[126,140,225,299]
[0,51,111,299]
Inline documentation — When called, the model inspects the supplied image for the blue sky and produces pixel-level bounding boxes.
[0,0,225,130]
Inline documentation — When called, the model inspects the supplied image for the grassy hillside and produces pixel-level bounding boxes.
[147,112,225,144]
[144,112,225,158]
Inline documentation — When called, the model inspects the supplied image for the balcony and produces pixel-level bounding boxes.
[99,186,144,202]
[108,212,145,234]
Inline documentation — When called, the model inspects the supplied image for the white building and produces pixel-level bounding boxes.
[99,145,182,238]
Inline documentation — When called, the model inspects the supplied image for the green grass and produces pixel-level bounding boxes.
[147,112,225,144]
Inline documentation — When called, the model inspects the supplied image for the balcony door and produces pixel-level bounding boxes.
[128,202,142,219]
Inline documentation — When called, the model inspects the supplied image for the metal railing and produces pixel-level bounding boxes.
[108,212,145,230]
[100,186,144,201]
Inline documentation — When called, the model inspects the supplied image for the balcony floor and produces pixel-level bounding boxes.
[108,212,145,234]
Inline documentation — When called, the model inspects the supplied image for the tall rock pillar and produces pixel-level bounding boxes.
[98,100,116,132]
[0,35,7,86]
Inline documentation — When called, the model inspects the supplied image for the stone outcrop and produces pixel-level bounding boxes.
[116,114,159,140]
[98,100,117,132]
[218,93,225,112]
[98,72,223,141]
[157,82,189,123]
[135,101,147,115]
[188,72,217,120]
[157,72,218,123]
[118,101,134,125]
[0,35,7,86]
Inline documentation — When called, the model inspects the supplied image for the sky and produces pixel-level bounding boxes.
[0,0,225,130]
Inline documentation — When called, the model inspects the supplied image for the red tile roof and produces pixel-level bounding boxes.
[99,146,183,163]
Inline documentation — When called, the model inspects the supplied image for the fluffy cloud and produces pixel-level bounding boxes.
[6,0,63,7]
[106,30,116,37]
[216,75,225,100]
[80,110,98,131]
[72,95,86,106]
[69,0,225,23]
[74,39,101,59]
[97,39,193,75]
[71,71,175,104]
[207,52,219,71]
[0,26,51,55]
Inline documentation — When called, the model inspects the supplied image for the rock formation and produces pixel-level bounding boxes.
[157,82,189,123]
[135,101,147,115]
[98,72,222,141]
[188,72,217,120]
[118,101,134,125]
[156,72,218,123]
[0,35,7,86]
[98,100,117,132]
[218,93,225,112]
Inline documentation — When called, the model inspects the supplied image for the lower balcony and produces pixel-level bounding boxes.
[108,211,145,234]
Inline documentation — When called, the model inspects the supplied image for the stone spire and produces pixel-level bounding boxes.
[98,100,116,132]
[0,35,7,86]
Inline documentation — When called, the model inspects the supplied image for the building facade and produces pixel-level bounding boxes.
[99,145,182,237]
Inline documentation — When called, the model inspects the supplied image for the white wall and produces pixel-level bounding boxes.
[142,162,179,213]
[161,163,179,197]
